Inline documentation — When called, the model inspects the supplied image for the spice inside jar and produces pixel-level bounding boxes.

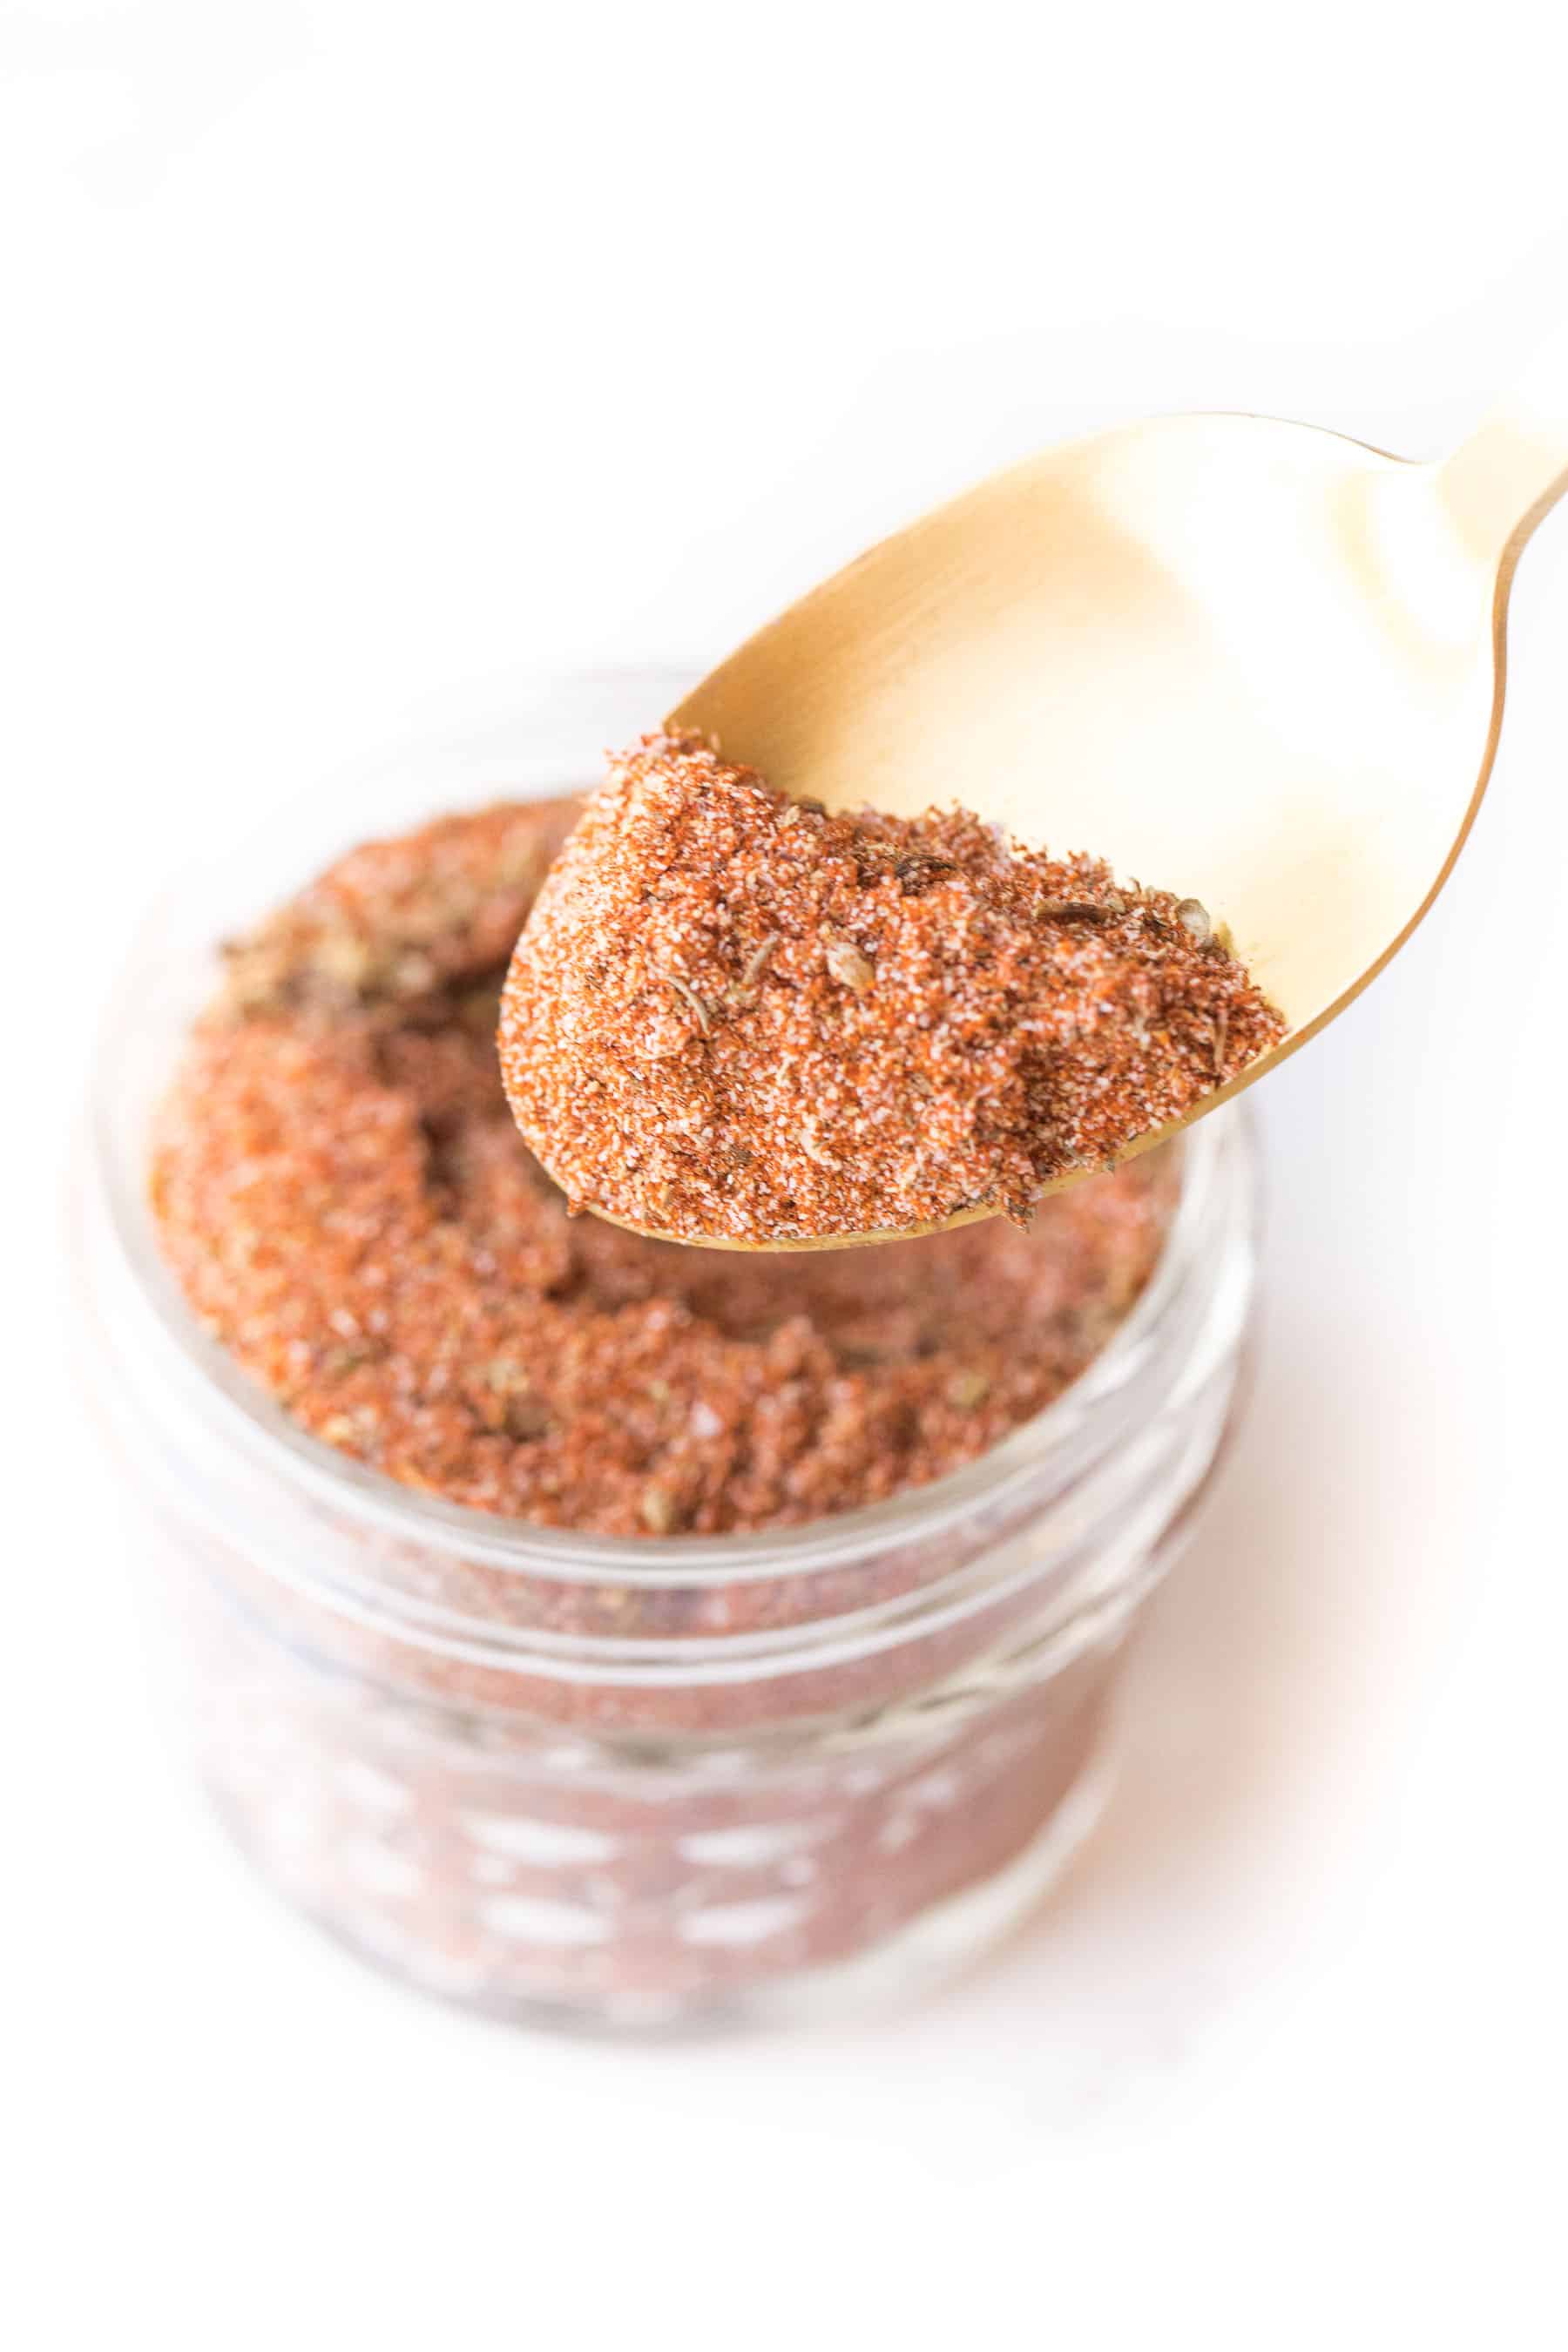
[152,794,1180,1537]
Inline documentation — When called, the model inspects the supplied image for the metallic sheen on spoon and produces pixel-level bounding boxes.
[560,338,1568,1247]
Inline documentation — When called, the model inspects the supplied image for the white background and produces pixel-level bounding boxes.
[4,4,1566,2346]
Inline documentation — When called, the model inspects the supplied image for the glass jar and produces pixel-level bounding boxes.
[75,670,1261,2030]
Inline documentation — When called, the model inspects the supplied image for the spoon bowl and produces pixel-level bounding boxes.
[580,346,1568,1248]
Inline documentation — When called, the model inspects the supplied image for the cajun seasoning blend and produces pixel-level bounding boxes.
[498,733,1285,1243]
[109,730,1264,2024]
[153,798,1176,1538]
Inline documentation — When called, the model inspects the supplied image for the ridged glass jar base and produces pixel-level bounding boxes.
[231,1749,1119,2035]
[167,1552,1130,2027]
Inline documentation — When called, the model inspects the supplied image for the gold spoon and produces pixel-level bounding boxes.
[578,341,1568,1251]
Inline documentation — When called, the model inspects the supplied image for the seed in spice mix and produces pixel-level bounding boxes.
[150,794,1178,1539]
[497,733,1287,1245]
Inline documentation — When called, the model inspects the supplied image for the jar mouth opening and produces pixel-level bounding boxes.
[92,1059,1223,1586]
[81,665,1238,1592]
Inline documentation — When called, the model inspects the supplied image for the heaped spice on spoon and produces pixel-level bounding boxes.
[150,794,1177,1537]
[497,733,1287,1244]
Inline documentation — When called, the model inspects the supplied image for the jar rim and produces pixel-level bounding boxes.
[91,1078,1229,1587]
[82,666,1243,1592]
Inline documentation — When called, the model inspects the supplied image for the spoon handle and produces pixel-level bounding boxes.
[1436,326,1568,564]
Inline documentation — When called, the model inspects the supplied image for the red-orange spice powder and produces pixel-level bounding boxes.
[499,734,1286,1244]
[150,794,1180,1538]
